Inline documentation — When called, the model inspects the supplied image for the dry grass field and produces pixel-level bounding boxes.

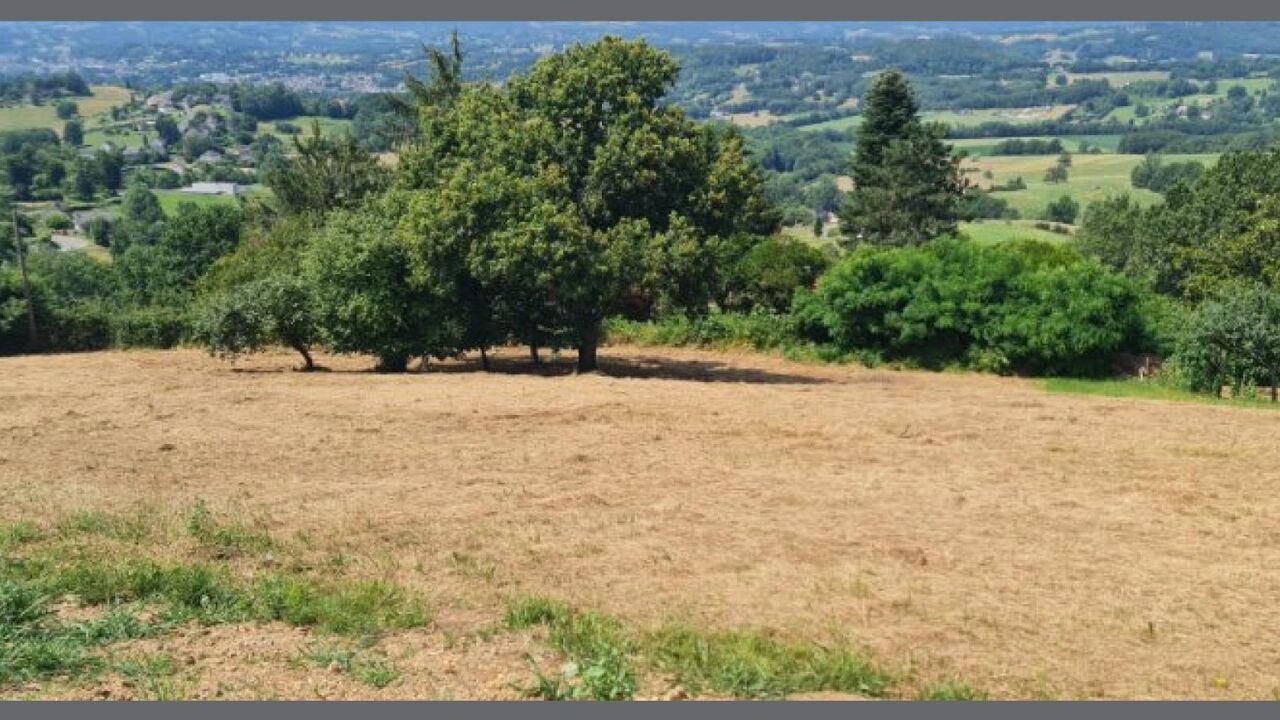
[2,346,1279,700]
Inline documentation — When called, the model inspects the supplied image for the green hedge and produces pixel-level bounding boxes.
[793,238,1154,376]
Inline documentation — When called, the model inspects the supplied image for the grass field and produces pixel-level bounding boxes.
[154,186,270,215]
[2,345,1279,700]
[962,152,1219,218]
[258,116,354,140]
[798,105,1077,134]
[82,127,146,149]
[1044,377,1280,409]
[0,86,133,136]
[725,110,783,128]
[1106,77,1275,123]
[959,220,1073,244]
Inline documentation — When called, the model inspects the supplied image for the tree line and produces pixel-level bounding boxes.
[5,39,1279,399]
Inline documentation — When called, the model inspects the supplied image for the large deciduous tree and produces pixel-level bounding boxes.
[396,36,778,372]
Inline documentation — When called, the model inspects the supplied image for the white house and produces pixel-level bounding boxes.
[180,182,240,196]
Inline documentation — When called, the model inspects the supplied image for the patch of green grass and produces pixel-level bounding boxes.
[5,543,427,635]
[60,508,157,543]
[305,642,400,689]
[507,597,897,701]
[0,509,429,694]
[251,575,427,636]
[505,596,571,629]
[0,522,43,551]
[354,657,400,689]
[647,625,892,699]
[115,653,185,700]
[186,499,273,559]
[1043,377,1280,410]
[43,558,248,623]
[508,599,637,701]
[919,680,989,700]
[0,578,159,686]
[959,220,1072,245]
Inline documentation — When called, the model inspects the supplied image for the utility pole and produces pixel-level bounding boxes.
[11,206,38,348]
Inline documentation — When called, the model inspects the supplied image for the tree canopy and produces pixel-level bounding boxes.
[838,70,966,247]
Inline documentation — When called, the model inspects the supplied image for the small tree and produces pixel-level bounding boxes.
[62,119,83,147]
[264,123,389,217]
[839,70,966,247]
[1176,282,1280,401]
[1043,195,1080,224]
[193,273,319,370]
[56,101,78,120]
[1039,156,1070,183]
[305,206,453,372]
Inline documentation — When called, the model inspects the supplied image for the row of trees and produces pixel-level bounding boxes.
[197,37,781,373]
[188,52,1164,380]
[8,41,1271,394]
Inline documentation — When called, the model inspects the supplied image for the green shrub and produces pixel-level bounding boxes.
[605,309,798,352]
[721,236,830,313]
[111,306,189,348]
[191,273,318,369]
[46,301,114,351]
[44,213,73,232]
[1174,281,1280,400]
[794,238,1149,376]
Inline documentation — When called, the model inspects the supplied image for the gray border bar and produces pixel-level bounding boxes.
[3,3,1280,20]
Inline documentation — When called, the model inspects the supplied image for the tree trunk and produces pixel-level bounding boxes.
[292,342,315,372]
[1272,368,1277,403]
[530,344,541,365]
[12,210,37,349]
[480,347,491,371]
[577,321,600,373]
[377,352,409,373]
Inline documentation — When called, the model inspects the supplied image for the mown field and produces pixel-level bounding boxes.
[1,346,1278,700]
[153,186,272,216]
[1105,77,1274,123]
[257,116,354,140]
[0,85,132,136]
[962,152,1220,218]
[798,106,1076,134]
[958,220,1072,244]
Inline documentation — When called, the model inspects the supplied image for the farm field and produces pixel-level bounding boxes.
[154,186,271,215]
[959,220,1072,244]
[962,152,1219,218]
[1,346,1278,699]
[798,105,1076,133]
[724,110,783,128]
[1106,77,1275,123]
[0,85,132,135]
[258,116,354,139]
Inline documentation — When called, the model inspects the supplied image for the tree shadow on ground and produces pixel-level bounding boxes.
[424,352,831,385]
[226,350,831,385]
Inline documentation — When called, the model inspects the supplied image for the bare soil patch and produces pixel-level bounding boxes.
[2,345,1279,699]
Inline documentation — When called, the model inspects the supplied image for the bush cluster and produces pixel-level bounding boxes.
[791,239,1152,375]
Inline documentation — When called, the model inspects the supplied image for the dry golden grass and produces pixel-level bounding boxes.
[2,345,1280,699]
